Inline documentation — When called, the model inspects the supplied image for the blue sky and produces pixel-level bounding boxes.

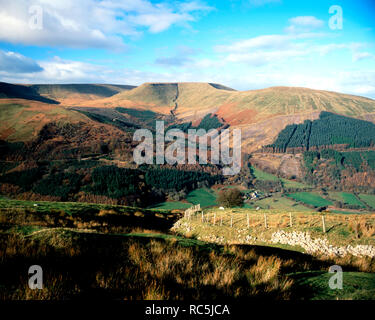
[0,0,374,97]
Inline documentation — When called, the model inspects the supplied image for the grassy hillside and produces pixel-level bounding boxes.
[359,194,375,209]
[186,188,218,207]
[328,192,366,208]
[1,198,375,300]
[112,83,375,123]
[30,83,135,100]
[0,102,88,142]
[286,192,333,208]
[174,207,375,250]
[0,82,58,104]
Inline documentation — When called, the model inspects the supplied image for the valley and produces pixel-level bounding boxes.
[1,81,375,300]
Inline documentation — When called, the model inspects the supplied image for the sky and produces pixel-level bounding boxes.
[0,0,375,98]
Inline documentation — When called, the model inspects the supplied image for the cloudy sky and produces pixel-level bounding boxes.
[0,0,375,97]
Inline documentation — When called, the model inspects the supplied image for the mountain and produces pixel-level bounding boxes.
[2,81,375,149]
[107,83,375,120]
[30,83,135,102]
[0,82,136,107]
[0,82,59,104]
[2,81,375,201]
[93,83,375,152]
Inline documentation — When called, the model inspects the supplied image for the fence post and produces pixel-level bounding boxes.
[247,213,250,228]
[230,216,233,228]
[213,213,216,225]
[322,215,326,233]
[220,216,223,226]
[201,211,204,223]
[264,213,268,229]
[289,212,293,227]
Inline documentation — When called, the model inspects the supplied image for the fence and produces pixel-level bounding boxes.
[182,208,345,234]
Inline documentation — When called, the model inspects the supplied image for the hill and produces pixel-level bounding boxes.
[97,83,375,152]
[30,83,135,102]
[0,82,59,104]
[1,198,374,300]
[0,82,135,106]
[109,83,375,122]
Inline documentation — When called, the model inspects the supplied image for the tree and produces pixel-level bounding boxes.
[218,188,244,207]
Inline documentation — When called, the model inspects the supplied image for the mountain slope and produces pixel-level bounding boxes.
[30,83,135,102]
[268,111,375,152]
[0,82,59,104]
[110,83,375,122]
[103,83,375,152]
[2,81,375,152]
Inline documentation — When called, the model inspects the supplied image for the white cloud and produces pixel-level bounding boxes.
[0,49,43,73]
[0,0,212,49]
[213,28,373,67]
[289,16,324,28]
[1,54,375,100]
[0,55,176,85]
[353,52,375,62]
[214,33,325,66]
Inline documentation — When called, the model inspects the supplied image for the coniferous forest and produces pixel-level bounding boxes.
[268,112,375,152]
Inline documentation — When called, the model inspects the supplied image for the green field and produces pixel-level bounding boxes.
[359,194,375,210]
[286,192,333,208]
[280,178,311,189]
[149,201,192,210]
[291,272,375,300]
[0,198,171,217]
[251,166,279,181]
[186,188,218,207]
[329,192,366,208]
[250,196,312,211]
[252,166,311,189]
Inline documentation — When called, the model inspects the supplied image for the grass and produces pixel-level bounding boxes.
[359,194,375,210]
[1,198,374,300]
[252,166,279,181]
[252,166,312,189]
[291,271,375,300]
[280,178,312,189]
[248,196,312,212]
[149,201,192,210]
[0,198,180,235]
[0,231,297,300]
[329,192,366,208]
[186,188,218,207]
[286,192,333,208]
[173,208,375,248]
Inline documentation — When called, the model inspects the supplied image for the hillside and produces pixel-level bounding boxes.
[267,111,375,152]
[94,83,375,152]
[0,82,135,107]
[1,198,374,300]
[30,83,135,102]
[108,83,375,122]
[0,82,58,104]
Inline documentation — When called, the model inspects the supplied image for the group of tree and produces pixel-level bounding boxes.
[268,112,375,152]
[0,161,222,206]
[217,188,244,207]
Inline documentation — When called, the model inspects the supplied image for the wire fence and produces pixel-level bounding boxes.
[183,205,375,233]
